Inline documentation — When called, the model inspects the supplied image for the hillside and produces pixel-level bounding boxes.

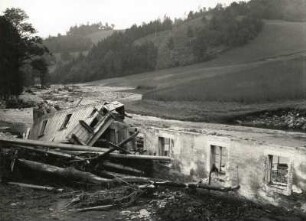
[97,20,306,103]
[46,28,118,73]
[87,29,118,44]
[134,17,204,69]
[52,1,266,83]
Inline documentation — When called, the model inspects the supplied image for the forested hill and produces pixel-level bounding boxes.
[43,22,118,73]
[44,22,116,53]
[50,0,306,83]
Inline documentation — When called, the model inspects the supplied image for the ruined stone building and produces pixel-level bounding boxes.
[127,115,306,211]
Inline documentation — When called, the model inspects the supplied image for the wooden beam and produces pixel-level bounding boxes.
[99,140,131,154]
[88,114,114,146]
[14,145,84,160]
[0,137,107,152]
[109,153,172,161]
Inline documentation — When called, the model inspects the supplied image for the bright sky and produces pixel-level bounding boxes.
[0,0,242,37]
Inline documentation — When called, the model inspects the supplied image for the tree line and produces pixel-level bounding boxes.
[51,32,158,83]
[192,2,264,61]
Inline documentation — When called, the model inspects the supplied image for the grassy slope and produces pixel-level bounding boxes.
[145,56,306,102]
[206,20,306,65]
[100,20,306,102]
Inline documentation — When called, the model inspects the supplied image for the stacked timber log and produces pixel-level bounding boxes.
[0,136,240,212]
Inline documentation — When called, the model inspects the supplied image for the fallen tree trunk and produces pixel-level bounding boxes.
[17,159,149,186]
[18,159,112,185]
[152,181,240,192]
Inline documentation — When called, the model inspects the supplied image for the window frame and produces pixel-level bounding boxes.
[59,113,72,130]
[264,150,293,196]
[210,145,229,175]
[158,136,174,157]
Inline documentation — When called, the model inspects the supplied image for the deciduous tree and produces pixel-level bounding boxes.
[0,8,50,99]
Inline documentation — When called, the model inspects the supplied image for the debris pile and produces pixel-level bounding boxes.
[235,109,306,131]
[0,101,239,213]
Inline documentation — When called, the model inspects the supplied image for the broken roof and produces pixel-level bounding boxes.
[29,102,125,145]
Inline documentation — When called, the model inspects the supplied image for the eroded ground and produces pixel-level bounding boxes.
[1,184,305,221]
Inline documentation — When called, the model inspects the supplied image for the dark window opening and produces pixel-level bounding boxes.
[90,117,99,128]
[211,145,227,175]
[39,120,48,137]
[158,137,173,156]
[267,155,289,189]
[60,114,72,130]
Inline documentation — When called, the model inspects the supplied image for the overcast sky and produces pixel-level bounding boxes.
[0,0,242,37]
